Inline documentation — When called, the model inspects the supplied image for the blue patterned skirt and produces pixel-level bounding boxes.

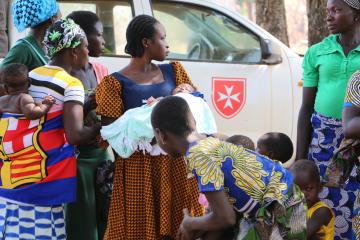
[308,112,358,240]
[0,199,66,240]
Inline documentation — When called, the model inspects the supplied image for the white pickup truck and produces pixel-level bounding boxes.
[2,0,303,142]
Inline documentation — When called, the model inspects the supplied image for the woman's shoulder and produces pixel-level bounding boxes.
[30,66,82,87]
[306,35,339,55]
[349,70,360,83]
[96,74,122,94]
[347,70,360,90]
[90,61,109,83]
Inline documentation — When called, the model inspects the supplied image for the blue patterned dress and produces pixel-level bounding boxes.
[186,137,306,239]
[341,71,360,240]
[308,112,358,240]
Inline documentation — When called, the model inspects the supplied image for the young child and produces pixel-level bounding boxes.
[256,132,293,164]
[291,160,335,240]
[226,134,255,151]
[150,96,306,240]
[0,63,55,119]
[100,83,217,158]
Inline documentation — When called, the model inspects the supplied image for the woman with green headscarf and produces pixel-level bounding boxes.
[0,18,99,238]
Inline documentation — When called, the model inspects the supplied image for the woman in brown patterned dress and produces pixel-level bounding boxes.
[95,15,203,240]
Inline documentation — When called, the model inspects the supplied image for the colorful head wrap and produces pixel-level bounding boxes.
[344,0,360,9]
[12,0,59,32]
[44,19,86,59]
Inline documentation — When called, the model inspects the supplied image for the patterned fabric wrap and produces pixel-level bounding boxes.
[186,138,307,239]
[100,92,217,158]
[43,19,85,59]
[308,112,358,239]
[325,139,360,187]
[12,0,59,32]
[343,71,360,240]
[236,185,306,240]
[343,0,360,9]
[353,191,360,240]
[0,199,66,239]
[345,71,360,107]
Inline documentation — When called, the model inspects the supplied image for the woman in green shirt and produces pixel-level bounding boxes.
[0,0,61,71]
[296,0,360,238]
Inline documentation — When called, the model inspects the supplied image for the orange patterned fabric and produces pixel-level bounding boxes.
[96,75,124,118]
[171,61,196,88]
[96,62,204,240]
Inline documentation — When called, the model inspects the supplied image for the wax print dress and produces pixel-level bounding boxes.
[341,71,360,240]
[96,61,204,240]
[186,137,307,239]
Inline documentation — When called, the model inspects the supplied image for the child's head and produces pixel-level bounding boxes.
[226,135,255,151]
[172,83,195,95]
[0,64,29,94]
[151,96,196,157]
[291,160,321,208]
[211,133,229,141]
[256,132,293,163]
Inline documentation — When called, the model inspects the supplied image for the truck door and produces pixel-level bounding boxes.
[149,1,293,140]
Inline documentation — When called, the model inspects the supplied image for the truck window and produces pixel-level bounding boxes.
[59,1,133,56]
[153,1,262,63]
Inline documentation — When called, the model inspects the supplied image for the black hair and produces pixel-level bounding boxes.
[31,19,52,30]
[125,15,159,57]
[226,135,255,150]
[67,11,100,36]
[258,132,293,163]
[151,96,194,137]
[291,159,320,183]
[0,63,28,87]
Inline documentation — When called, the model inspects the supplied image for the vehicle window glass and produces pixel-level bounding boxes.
[153,1,261,63]
[59,1,133,56]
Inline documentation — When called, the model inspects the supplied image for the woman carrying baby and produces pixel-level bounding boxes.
[0,19,99,239]
[95,15,204,240]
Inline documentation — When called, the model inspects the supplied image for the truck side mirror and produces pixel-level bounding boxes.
[260,38,272,59]
[260,38,282,64]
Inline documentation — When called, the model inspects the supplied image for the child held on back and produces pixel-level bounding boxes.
[0,63,55,119]
[291,160,335,240]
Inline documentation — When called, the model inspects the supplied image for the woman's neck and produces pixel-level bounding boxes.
[49,57,73,74]
[30,28,46,48]
[339,27,360,48]
[180,131,207,153]
[129,56,155,73]
[73,62,91,72]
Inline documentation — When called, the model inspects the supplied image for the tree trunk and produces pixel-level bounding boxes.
[307,0,328,46]
[256,0,289,46]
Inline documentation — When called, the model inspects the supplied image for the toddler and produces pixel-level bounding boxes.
[291,160,335,240]
[226,134,255,150]
[257,132,293,164]
[0,63,55,119]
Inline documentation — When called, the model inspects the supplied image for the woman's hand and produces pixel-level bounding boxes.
[177,209,195,240]
[84,92,97,116]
